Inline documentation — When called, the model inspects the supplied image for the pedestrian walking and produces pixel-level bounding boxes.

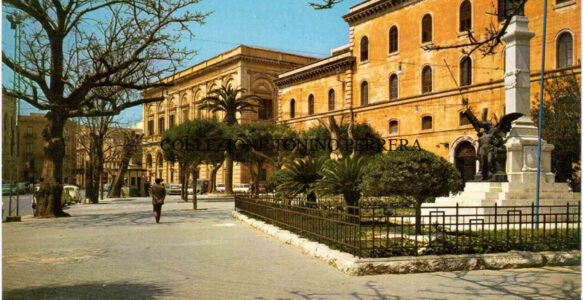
[150,178,166,223]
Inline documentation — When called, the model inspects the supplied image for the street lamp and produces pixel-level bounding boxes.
[6,12,23,222]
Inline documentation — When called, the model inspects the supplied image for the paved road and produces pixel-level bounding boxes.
[3,196,580,299]
[2,190,87,221]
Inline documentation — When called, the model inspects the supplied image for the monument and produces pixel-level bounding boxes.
[424,15,579,211]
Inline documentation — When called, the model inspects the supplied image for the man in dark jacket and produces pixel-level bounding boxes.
[150,178,166,223]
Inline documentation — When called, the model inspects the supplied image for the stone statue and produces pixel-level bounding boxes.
[461,108,523,182]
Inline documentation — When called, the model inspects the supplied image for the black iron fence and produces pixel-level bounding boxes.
[234,195,581,258]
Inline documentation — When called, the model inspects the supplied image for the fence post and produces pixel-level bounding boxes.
[566,202,570,240]
[531,202,535,243]
[358,202,362,258]
[494,202,497,249]
[455,203,459,253]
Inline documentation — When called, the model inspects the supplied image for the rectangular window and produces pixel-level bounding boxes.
[148,120,154,136]
[183,109,189,122]
[26,143,33,154]
[169,115,175,129]
[158,117,165,134]
[27,127,33,135]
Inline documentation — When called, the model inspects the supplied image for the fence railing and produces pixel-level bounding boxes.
[234,195,581,258]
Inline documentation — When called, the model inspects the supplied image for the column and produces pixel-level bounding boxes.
[502,16,555,187]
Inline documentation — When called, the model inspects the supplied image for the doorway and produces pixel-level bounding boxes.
[455,141,477,182]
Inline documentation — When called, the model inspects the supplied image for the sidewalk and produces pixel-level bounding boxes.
[3,196,580,299]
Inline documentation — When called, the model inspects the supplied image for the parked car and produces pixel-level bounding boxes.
[165,184,182,195]
[17,182,29,194]
[2,184,17,195]
[216,183,225,193]
[63,185,82,204]
[187,179,209,195]
[233,184,250,193]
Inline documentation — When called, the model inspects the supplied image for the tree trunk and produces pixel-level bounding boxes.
[108,133,142,198]
[414,201,423,235]
[209,162,222,194]
[343,191,360,215]
[182,165,189,202]
[224,152,234,194]
[180,164,188,202]
[35,112,68,218]
[191,168,198,210]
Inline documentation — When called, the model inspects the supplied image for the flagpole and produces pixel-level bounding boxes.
[535,0,549,228]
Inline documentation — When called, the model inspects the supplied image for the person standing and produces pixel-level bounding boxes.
[150,178,166,223]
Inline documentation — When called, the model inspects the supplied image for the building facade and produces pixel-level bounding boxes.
[275,0,580,181]
[142,45,318,184]
[17,113,78,184]
[2,93,17,183]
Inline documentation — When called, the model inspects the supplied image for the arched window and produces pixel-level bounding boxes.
[389,74,399,100]
[422,66,432,93]
[557,32,573,68]
[460,57,472,86]
[360,36,369,62]
[290,99,295,118]
[308,94,315,115]
[459,111,471,126]
[389,26,398,53]
[422,116,433,130]
[328,89,335,111]
[258,98,273,120]
[389,120,399,135]
[422,14,432,43]
[459,0,472,32]
[361,82,369,106]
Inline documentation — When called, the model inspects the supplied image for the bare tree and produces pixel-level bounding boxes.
[108,131,143,198]
[3,1,209,217]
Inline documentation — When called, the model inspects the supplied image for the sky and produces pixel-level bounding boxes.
[2,0,358,127]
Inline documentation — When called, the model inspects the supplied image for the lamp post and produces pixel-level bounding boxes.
[6,13,23,222]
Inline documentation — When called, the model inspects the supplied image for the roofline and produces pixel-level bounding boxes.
[154,45,318,84]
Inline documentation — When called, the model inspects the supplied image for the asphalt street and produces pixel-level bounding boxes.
[2,195,581,299]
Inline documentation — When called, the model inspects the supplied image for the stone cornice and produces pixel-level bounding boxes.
[274,56,355,88]
[145,54,311,97]
[343,0,423,25]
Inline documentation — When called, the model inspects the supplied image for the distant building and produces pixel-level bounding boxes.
[2,92,17,183]
[76,127,145,195]
[142,45,318,184]
[18,113,78,184]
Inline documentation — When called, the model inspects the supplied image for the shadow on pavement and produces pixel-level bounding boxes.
[4,282,170,299]
[419,267,580,300]
[7,204,233,229]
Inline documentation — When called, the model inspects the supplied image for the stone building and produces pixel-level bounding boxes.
[142,45,318,184]
[275,0,580,182]
[18,113,78,184]
[2,92,17,183]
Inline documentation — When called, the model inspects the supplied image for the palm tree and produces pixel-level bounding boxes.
[278,156,326,203]
[197,84,260,194]
[316,155,368,210]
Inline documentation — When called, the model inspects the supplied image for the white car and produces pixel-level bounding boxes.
[32,185,80,213]
[233,184,251,193]
[215,183,225,193]
[165,184,182,195]
[63,185,82,204]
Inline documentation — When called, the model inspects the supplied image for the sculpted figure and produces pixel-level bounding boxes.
[461,108,522,182]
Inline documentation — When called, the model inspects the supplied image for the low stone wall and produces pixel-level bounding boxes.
[232,211,580,276]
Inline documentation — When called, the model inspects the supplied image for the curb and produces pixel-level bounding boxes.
[232,211,581,276]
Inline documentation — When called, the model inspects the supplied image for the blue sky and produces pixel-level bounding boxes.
[2,0,358,126]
